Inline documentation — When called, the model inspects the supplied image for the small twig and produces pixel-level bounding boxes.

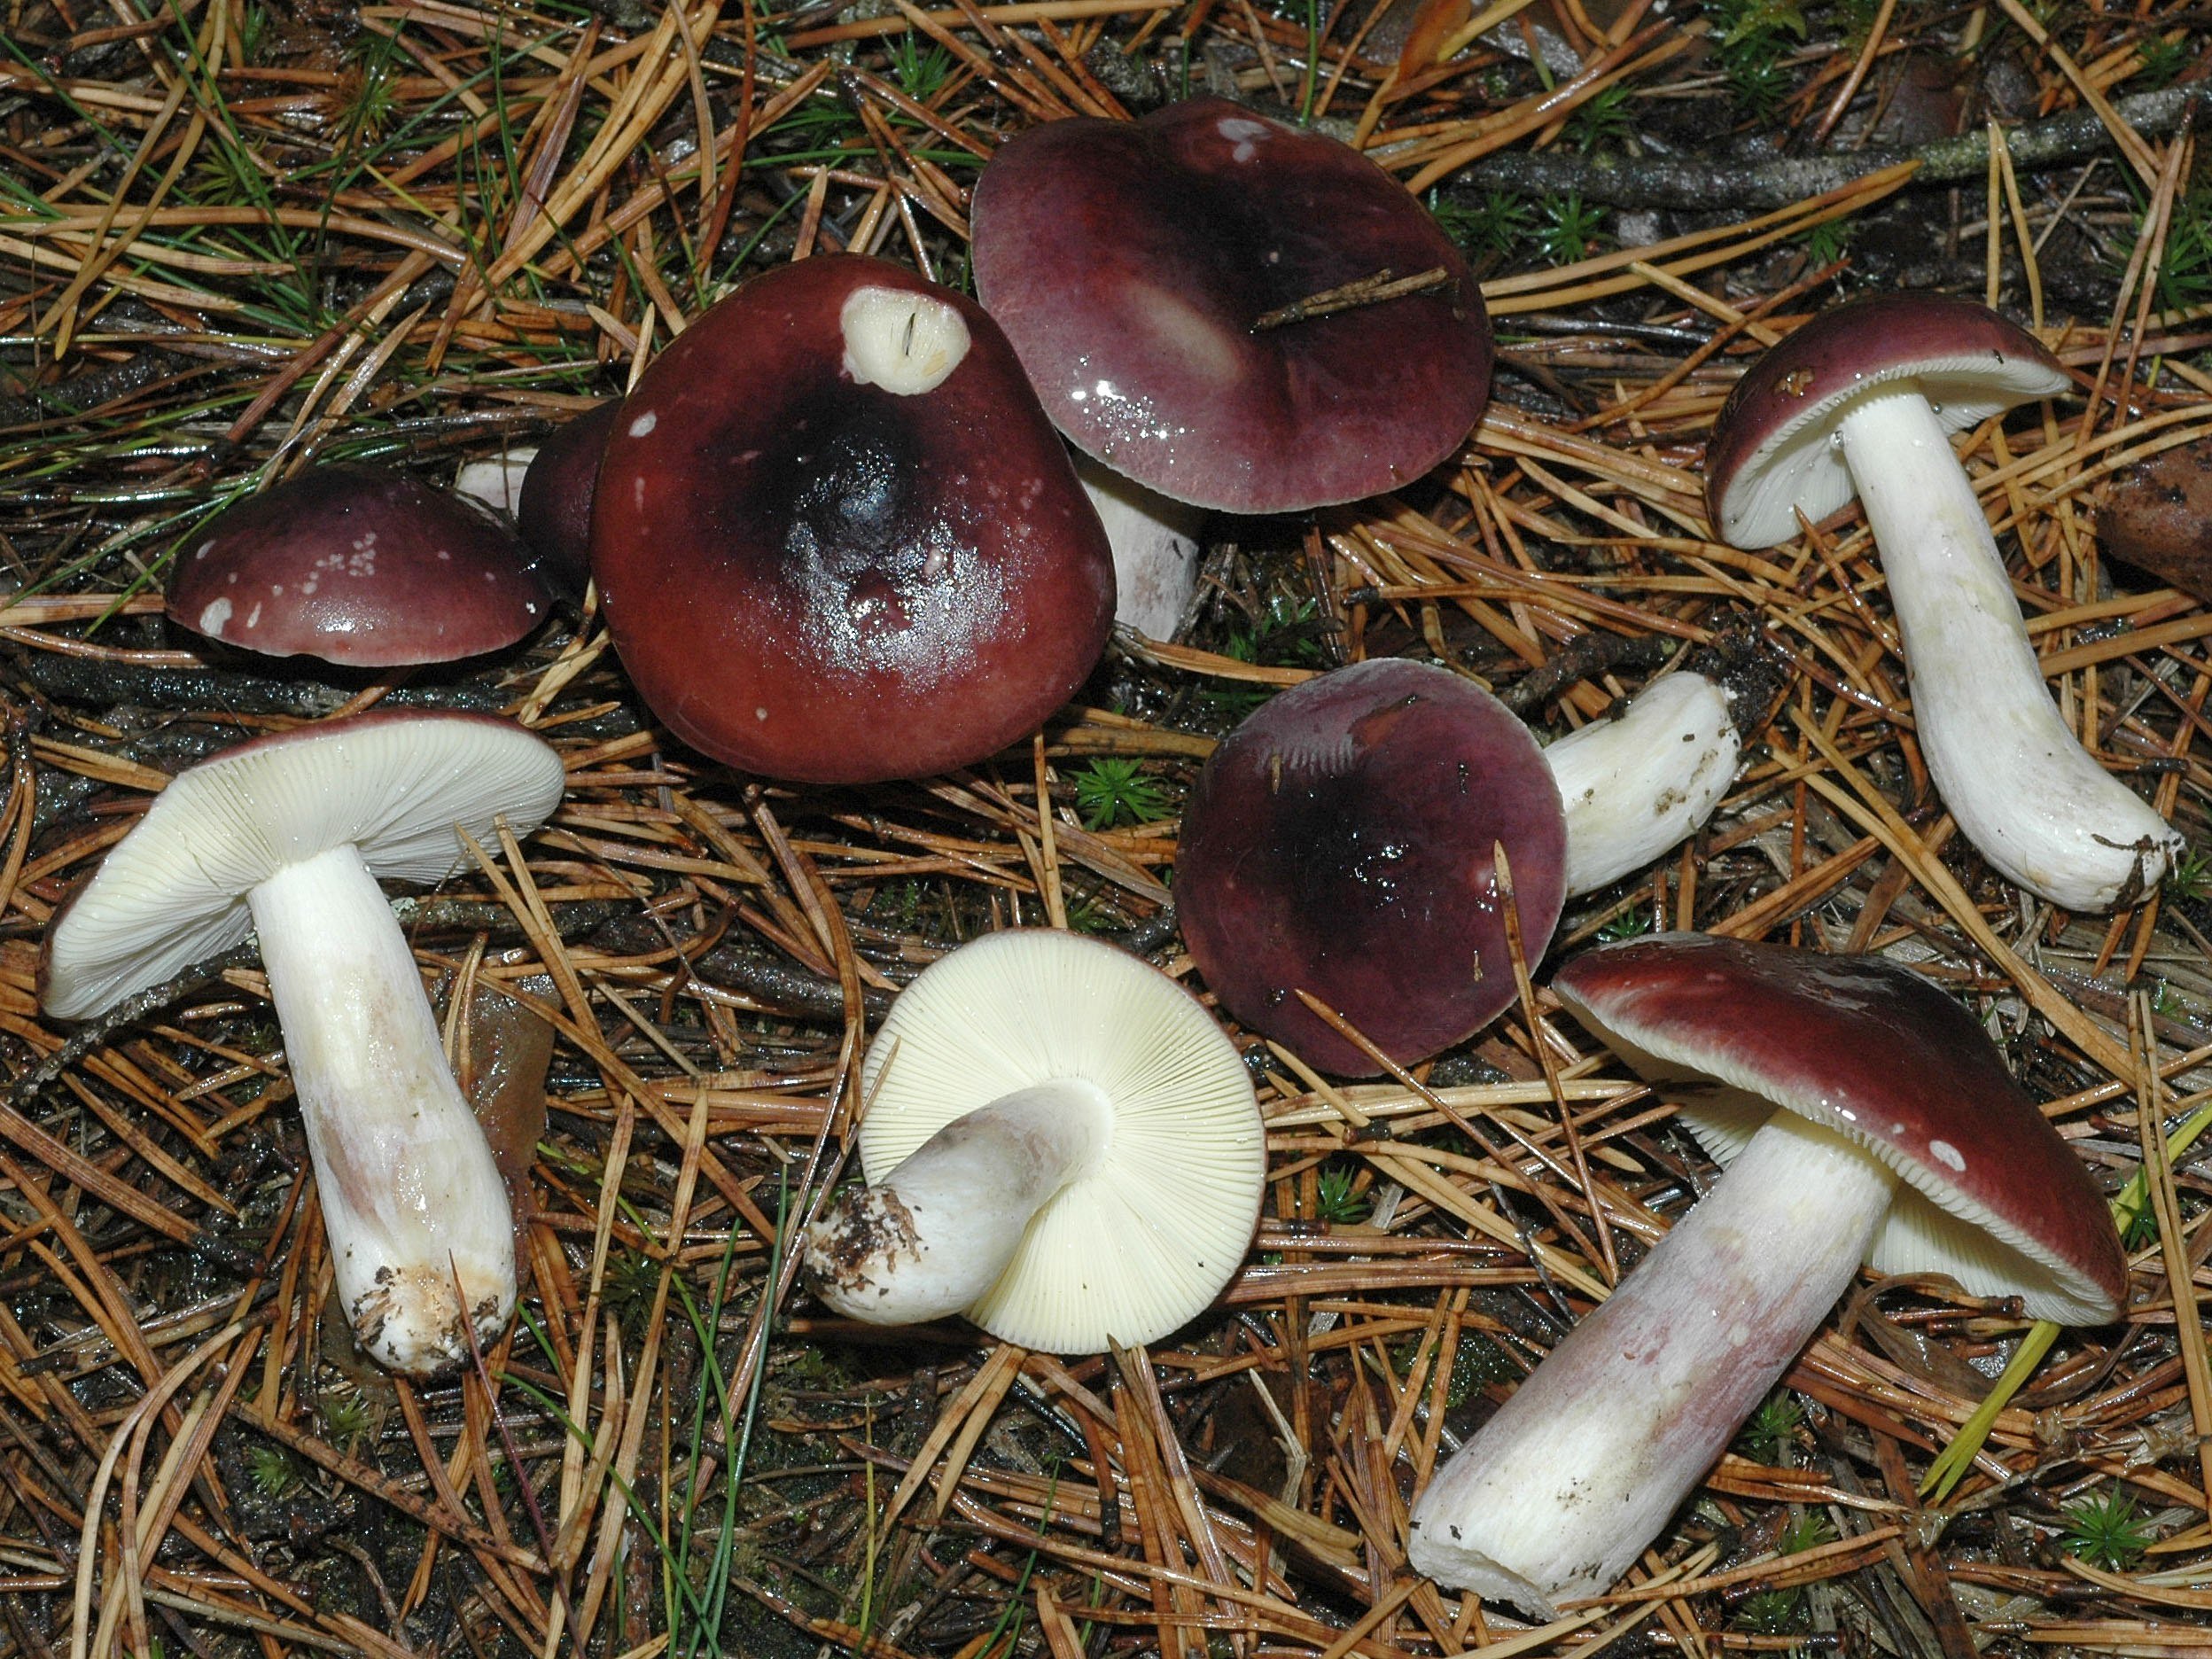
[1252,266,1452,331]
[1435,83,2212,212]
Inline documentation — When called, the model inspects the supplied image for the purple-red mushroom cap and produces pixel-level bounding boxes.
[1551,932,2126,1326]
[1705,293,2069,550]
[517,399,621,600]
[1175,658,1567,1077]
[167,464,553,666]
[970,97,1492,515]
[590,254,1116,785]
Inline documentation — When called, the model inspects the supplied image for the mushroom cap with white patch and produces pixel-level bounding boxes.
[852,929,1266,1351]
[1705,294,2069,550]
[167,465,553,666]
[42,711,568,1021]
[1549,932,2125,1327]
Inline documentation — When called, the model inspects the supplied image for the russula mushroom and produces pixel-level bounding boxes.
[167,464,553,666]
[41,712,567,1375]
[1175,658,1569,1076]
[1706,294,2178,911]
[1546,671,1740,895]
[590,255,1114,784]
[801,929,1264,1352]
[517,399,623,599]
[1175,659,1743,1075]
[970,97,1492,514]
[1406,932,2126,1614]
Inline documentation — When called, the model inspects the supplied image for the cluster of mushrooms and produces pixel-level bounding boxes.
[38,96,2146,1616]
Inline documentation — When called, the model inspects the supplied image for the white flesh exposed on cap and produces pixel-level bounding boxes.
[801,930,1264,1353]
[1546,673,1740,895]
[1839,386,2178,910]
[1406,1111,1897,1615]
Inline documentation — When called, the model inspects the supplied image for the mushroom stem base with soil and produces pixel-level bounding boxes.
[250,843,516,1375]
[1837,386,2178,911]
[1406,1110,1897,1615]
[805,1079,1114,1326]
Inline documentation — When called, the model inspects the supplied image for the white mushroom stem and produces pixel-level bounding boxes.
[1547,673,1741,895]
[804,1079,1114,1325]
[1837,386,2179,910]
[248,843,516,1375]
[1406,1111,1898,1616]
[1079,456,1206,642]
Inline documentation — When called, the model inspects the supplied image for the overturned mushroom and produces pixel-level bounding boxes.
[1406,933,2126,1614]
[41,713,567,1375]
[1707,294,2177,910]
[802,929,1264,1352]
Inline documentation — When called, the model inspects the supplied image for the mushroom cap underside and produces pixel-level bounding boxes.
[1550,932,2126,1326]
[1706,294,2069,549]
[41,711,567,1021]
[853,928,1265,1352]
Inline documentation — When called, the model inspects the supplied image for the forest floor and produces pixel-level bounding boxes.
[3,0,2212,1656]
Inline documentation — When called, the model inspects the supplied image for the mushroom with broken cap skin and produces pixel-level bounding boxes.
[1706,293,2178,912]
[167,464,553,666]
[1405,932,2126,1615]
[40,712,568,1375]
[591,255,1114,785]
[800,929,1264,1353]
[970,97,1492,515]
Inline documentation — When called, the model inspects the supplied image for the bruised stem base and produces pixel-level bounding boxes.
[1406,1112,1897,1615]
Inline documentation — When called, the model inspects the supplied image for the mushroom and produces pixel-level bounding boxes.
[1175,658,1569,1076]
[167,464,553,666]
[1706,294,2178,911]
[517,399,623,600]
[40,712,568,1375]
[800,929,1264,1352]
[1175,659,1743,1075]
[590,255,1115,784]
[1546,671,1740,895]
[1406,932,2127,1614]
[970,97,1492,514]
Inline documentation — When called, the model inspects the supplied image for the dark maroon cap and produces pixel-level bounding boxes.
[517,400,620,600]
[590,254,1114,785]
[970,97,1492,515]
[1176,658,1566,1076]
[1706,294,2068,549]
[1551,932,2126,1326]
[167,465,553,666]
